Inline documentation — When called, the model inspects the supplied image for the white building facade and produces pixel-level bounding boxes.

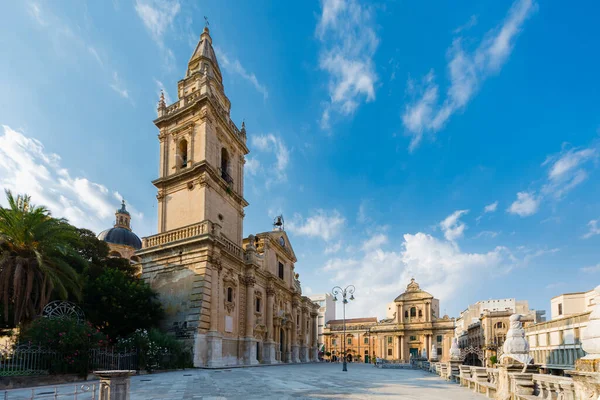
[309,294,336,352]
[525,288,595,374]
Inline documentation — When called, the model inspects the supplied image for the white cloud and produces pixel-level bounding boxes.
[110,72,129,99]
[316,0,379,129]
[542,147,597,199]
[249,134,289,186]
[508,191,540,217]
[288,209,345,242]
[453,15,478,34]
[216,48,268,100]
[28,2,46,26]
[581,264,600,273]
[484,201,498,213]
[134,0,180,68]
[474,230,499,239]
[361,233,388,252]
[440,209,469,241]
[583,219,600,239]
[324,240,343,254]
[321,231,510,319]
[134,0,180,45]
[508,144,598,218]
[244,157,261,177]
[0,125,145,234]
[402,0,537,151]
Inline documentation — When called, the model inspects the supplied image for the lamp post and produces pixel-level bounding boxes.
[332,285,355,372]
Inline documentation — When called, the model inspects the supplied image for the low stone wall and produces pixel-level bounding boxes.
[0,374,87,390]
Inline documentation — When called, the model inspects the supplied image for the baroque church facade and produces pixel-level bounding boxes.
[135,27,319,367]
[324,279,455,363]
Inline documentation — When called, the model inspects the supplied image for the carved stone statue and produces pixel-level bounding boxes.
[430,344,437,360]
[582,285,600,359]
[450,338,461,361]
[499,314,532,371]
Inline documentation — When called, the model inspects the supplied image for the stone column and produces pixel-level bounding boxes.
[264,285,276,364]
[425,302,430,322]
[400,335,405,362]
[291,300,300,362]
[94,371,136,400]
[206,263,223,367]
[311,311,319,361]
[286,326,292,363]
[300,306,309,362]
[243,275,257,365]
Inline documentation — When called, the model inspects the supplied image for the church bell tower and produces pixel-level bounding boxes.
[152,26,248,246]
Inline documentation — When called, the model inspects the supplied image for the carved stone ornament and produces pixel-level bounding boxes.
[212,257,223,272]
[582,285,600,359]
[450,338,461,360]
[406,278,420,292]
[222,268,237,286]
[156,190,165,201]
[430,344,437,360]
[499,314,533,370]
[242,275,256,287]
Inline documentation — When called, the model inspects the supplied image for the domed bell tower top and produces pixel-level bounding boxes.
[114,200,131,230]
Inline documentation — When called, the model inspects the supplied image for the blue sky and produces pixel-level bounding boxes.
[0,0,599,319]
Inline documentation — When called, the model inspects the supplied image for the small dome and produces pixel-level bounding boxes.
[98,227,142,250]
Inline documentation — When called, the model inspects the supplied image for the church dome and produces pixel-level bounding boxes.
[98,227,142,250]
[97,200,142,250]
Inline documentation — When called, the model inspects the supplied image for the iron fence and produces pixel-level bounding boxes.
[0,343,138,377]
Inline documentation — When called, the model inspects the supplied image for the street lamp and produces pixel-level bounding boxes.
[332,284,355,372]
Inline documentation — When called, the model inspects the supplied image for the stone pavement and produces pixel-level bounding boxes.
[3,363,486,399]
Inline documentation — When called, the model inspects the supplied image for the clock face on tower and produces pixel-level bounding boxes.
[279,236,285,247]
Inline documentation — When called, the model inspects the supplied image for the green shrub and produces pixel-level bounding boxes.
[118,328,191,372]
[18,317,106,376]
[490,355,498,365]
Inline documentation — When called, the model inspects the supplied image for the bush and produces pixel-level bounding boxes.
[490,355,498,365]
[18,317,106,376]
[118,328,191,372]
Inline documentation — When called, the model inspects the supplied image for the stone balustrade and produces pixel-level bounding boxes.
[143,220,214,248]
[141,221,242,260]
[434,363,580,400]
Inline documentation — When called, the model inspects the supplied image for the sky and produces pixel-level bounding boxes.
[0,0,599,320]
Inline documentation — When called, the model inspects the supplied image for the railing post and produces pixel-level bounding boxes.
[94,371,136,400]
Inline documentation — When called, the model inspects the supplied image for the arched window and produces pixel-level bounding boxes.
[410,307,416,317]
[496,322,505,329]
[418,309,423,318]
[404,311,409,319]
[227,287,233,303]
[221,147,232,184]
[109,251,122,258]
[178,139,188,168]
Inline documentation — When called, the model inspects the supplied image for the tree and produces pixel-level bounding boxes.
[0,191,84,325]
[83,267,163,339]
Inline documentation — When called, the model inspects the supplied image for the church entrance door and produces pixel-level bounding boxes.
[409,348,419,359]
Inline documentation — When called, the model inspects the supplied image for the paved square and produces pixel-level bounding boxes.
[4,363,487,399]
[127,363,484,399]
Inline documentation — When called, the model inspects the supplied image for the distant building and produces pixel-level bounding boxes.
[526,288,595,374]
[324,317,378,363]
[455,298,544,366]
[323,279,455,363]
[308,294,336,352]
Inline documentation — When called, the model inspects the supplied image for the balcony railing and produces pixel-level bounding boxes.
[221,169,233,186]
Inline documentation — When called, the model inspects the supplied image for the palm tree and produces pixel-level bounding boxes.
[0,191,84,325]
